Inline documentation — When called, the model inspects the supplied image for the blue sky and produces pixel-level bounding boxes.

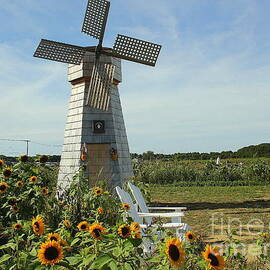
[0,0,269,156]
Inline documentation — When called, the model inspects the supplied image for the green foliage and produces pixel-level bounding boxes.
[131,143,270,161]
[133,160,270,186]
[0,157,269,269]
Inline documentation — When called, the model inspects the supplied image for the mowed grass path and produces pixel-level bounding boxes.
[150,185,270,242]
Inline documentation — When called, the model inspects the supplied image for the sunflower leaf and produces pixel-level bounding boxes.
[90,254,112,269]
[66,256,82,266]
[0,254,12,264]
[29,247,37,256]
[123,262,133,270]
[0,243,16,251]
[107,260,118,270]
[70,238,81,247]
[82,254,96,266]
[128,238,142,247]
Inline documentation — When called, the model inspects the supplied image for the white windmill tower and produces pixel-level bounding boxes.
[33,0,161,191]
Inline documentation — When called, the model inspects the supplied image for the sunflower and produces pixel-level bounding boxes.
[0,182,8,193]
[3,168,12,178]
[186,231,196,242]
[13,223,22,231]
[131,222,141,239]
[32,216,45,236]
[11,205,19,212]
[38,241,63,265]
[63,220,71,228]
[89,223,106,240]
[77,221,90,231]
[20,155,28,162]
[202,245,226,270]
[42,187,49,195]
[122,203,130,211]
[0,159,4,168]
[16,181,24,187]
[118,224,131,238]
[60,239,68,246]
[97,207,104,214]
[93,187,103,196]
[47,233,61,242]
[40,155,49,163]
[29,176,38,183]
[130,222,140,232]
[8,198,17,206]
[133,232,142,239]
[165,238,186,268]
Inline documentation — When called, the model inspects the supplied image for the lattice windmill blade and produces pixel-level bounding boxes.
[112,34,162,67]
[86,60,115,111]
[34,39,86,65]
[82,0,110,41]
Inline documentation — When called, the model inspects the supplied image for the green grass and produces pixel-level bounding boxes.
[150,185,270,242]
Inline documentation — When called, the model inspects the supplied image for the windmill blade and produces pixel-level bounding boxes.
[112,34,162,67]
[86,60,115,111]
[34,39,86,65]
[82,0,110,41]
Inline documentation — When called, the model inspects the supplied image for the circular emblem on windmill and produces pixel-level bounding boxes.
[93,120,105,133]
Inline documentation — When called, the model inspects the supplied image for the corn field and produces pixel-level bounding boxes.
[132,159,270,186]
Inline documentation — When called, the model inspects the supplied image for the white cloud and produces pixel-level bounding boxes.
[0,43,69,155]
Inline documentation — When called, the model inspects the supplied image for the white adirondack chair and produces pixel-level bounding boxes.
[115,186,189,237]
[128,182,187,224]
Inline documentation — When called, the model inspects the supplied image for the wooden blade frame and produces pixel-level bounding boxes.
[34,39,86,65]
[81,0,110,42]
[86,61,115,111]
[112,34,162,67]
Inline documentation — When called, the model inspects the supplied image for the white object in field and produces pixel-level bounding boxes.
[128,182,187,224]
[216,156,221,165]
[115,186,190,253]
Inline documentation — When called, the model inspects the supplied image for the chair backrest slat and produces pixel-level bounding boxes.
[128,182,152,224]
[115,186,143,224]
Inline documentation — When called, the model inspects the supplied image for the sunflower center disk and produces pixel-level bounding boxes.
[122,227,129,236]
[169,245,180,261]
[50,237,58,241]
[45,247,59,261]
[0,185,6,191]
[93,229,101,238]
[34,222,40,229]
[208,253,219,266]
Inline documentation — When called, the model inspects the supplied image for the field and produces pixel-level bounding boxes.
[133,158,270,186]
[150,185,270,243]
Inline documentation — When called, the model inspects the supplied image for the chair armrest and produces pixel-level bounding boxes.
[138,212,184,218]
[139,222,187,229]
[148,207,187,211]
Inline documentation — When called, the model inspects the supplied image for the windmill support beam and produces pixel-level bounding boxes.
[57,52,133,192]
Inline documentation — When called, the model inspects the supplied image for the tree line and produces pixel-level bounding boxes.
[1,143,269,162]
[131,143,270,161]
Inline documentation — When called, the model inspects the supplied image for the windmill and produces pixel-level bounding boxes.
[33,0,162,189]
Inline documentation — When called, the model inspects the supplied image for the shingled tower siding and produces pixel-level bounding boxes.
[57,52,133,192]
